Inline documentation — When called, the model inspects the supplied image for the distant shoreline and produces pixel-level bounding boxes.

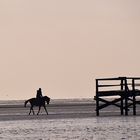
[0,98,95,105]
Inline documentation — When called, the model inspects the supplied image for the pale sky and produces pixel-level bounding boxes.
[0,0,140,100]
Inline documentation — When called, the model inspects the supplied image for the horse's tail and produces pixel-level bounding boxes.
[24,100,29,107]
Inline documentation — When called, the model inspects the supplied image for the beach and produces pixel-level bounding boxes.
[0,99,140,140]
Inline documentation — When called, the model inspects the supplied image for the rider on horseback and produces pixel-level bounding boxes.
[36,88,43,104]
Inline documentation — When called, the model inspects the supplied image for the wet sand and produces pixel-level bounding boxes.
[0,99,140,139]
[0,102,122,121]
[0,99,95,121]
[0,99,140,121]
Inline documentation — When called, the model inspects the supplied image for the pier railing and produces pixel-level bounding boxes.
[94,77,140,116]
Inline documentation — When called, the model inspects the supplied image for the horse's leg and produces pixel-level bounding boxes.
[37,106,41,115]
[29,106,32,115]
[32,106,35,115]
[29,106,35,115]
[44,105,48,115]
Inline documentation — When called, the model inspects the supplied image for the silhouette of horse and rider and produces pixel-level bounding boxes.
[24,88,50,115]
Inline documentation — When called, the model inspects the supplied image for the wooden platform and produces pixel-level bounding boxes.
[94,77,140,116]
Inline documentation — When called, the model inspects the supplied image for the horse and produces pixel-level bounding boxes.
[24,96,50,115]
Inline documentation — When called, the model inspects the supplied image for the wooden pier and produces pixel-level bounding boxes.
[94,77,140,116]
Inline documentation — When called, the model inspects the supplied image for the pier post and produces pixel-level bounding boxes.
[120,79,124,115]
[132,79,136,115]
[124,78,128,116]
[96,79,99,116]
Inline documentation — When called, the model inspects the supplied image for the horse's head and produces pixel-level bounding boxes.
[44,96,50,104]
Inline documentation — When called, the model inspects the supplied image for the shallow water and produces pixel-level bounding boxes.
[0,117,140,140]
